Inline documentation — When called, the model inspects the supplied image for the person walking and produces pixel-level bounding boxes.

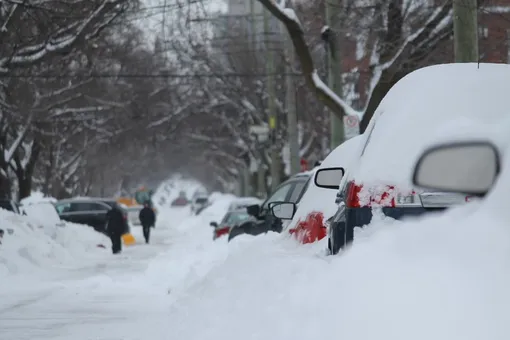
[139,201,156,244]
[106,205,127,254]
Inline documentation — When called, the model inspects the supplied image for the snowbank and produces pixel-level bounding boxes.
[166,198,510,340]
[0,209,109,281]
[20,191,57,205]
[152,175,208,210]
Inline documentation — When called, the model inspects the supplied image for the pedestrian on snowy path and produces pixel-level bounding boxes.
[106,205,127,254]
[139,201,156,244]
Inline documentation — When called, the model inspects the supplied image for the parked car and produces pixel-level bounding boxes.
[0,199,22,215]
[171,191,189,207]
[54,197,128,233]
[323,63,493,254]
[210,209,253,240]
[269,134,362,249]
[21,201,65,228]
[228,172,312,241]
[191,195,209,215]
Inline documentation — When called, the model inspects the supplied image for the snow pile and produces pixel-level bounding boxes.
[20,191,57,205]
[0,209,109,280]
[166,201,510,340]
[152,174,207,210]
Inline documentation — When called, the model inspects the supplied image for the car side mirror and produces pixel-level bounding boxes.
[210,221,218,228]
[246,204,260,217]
[314,167,345,190]
[271,202,297,220]
[412,141,500,197]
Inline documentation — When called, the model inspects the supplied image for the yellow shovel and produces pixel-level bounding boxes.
[122,233,136,246]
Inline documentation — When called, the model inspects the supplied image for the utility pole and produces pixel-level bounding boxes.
[453,0,478,62]
[324,0,345,150]
[249,0,264,197]
[264,6,280,191]
[283,22,300,176]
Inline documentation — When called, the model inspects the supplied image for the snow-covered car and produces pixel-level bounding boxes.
[191,196,209,215]
[20,202,65,228]
[171,191,189,207]
[325,63,499,254]
[210,209,254,240]
[227,197,262,212]
[228,171,312,241]
[270,134,362,247]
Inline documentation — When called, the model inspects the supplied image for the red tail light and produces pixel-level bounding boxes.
[345,181,419,208]
[346,181,362,208]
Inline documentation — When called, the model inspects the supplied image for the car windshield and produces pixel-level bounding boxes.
[225,211,250,225]
[195,198,208,204]
[221,211,251,225]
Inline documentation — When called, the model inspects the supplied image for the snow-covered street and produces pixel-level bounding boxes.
[4,189,510,340]
[0,192,235,340]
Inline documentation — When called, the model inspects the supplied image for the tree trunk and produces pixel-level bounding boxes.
[0,172,11,199]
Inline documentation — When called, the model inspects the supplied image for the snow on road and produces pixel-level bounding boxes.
[3,189,510,340]
[0,195,235,340]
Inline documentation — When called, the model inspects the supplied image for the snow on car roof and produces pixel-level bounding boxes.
[233,197,261,204]
[353,63,510,188]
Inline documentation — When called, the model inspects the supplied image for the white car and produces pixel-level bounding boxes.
[269,135,362,246]
[126,205,143,226]
[20,201,65,228]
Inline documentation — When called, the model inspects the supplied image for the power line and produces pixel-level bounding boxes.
[0,72,304,79]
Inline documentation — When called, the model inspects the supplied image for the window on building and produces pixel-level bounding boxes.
[478,26,489,39]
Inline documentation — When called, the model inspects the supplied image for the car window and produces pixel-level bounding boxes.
[102,201,117,208]
[225,212,251,225]
[288,179,309,203]
[261,183,294,211]
[220,213,231,224]
[55,202,71,214]
[71,202,109,212]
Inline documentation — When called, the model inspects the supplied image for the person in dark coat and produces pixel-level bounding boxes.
[139,201,156,244]
[106,205,127,254]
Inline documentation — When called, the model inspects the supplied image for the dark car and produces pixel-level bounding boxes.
[210,209,253,240]
[54,198,128,233]
[228,172,312,242]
